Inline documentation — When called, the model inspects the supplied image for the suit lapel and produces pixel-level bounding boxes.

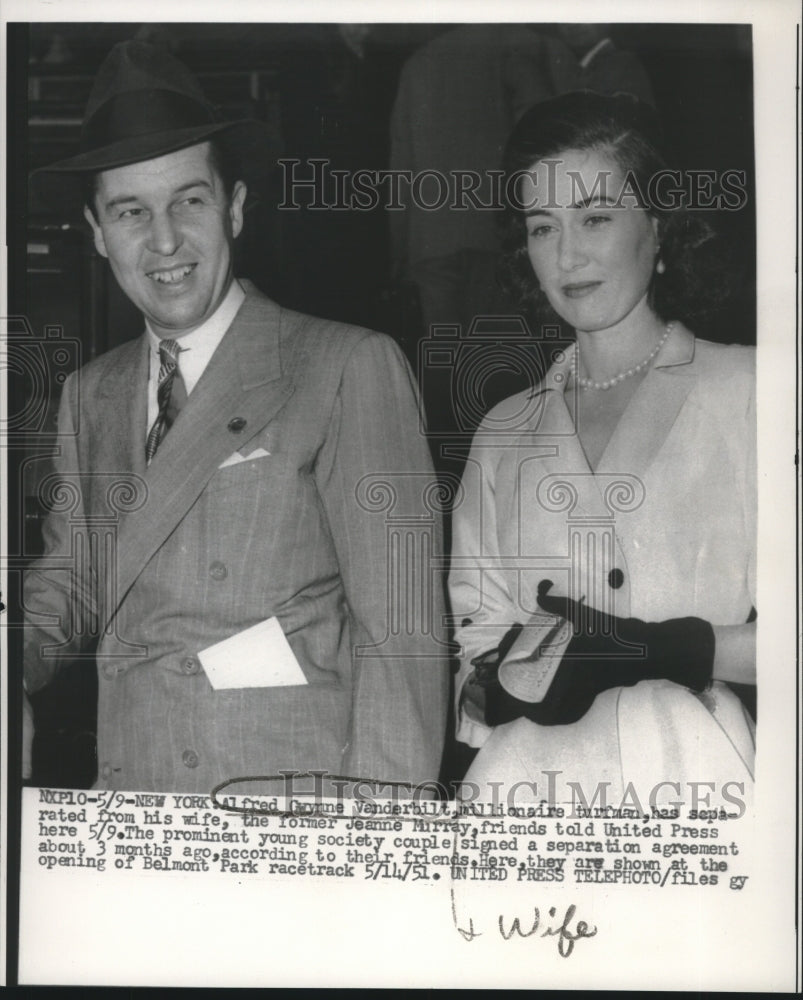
[107,289,294,625]
[94,335,149,479]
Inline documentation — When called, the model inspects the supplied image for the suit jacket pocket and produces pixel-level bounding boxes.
[204,452,288,494]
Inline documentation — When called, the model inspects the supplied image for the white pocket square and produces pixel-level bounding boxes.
[218,446,271,469]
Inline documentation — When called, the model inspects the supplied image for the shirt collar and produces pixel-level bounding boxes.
[145,278,246,357]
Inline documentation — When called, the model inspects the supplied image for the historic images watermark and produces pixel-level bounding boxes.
[208,768,749,820]
[278,159,749,213]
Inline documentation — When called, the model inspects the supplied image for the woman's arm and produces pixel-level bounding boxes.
[712,622,756,685]
[710,368,757,687]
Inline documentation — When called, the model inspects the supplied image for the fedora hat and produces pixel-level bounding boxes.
[32,40,281,215]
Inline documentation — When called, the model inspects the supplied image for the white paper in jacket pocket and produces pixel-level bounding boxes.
[198,617,308,690]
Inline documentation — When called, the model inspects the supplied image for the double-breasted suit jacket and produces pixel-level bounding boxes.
[24,281,449,792]
[449,325,756,800]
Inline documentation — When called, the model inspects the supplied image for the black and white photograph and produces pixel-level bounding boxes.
[1,1,799,989]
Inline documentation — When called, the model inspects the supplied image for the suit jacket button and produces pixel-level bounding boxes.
[182,750,199,768]
[608,568,625,589]
[228,417,247,433]
[99,763,112,779]
[102,664,118,679]
[182,657,200,675]
[209,561,228,581]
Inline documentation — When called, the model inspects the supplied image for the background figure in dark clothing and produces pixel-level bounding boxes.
[550,23,655,105]
[389,25,567,337]
[389,24,656,479]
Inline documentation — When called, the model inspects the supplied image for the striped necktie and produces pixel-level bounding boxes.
[145,338,187,463]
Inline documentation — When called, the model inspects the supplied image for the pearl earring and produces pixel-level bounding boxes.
[655,242,665,275]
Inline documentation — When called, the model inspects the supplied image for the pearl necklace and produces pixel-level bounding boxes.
[572,322,673,391]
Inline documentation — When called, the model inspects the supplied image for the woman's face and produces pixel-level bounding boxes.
[520,147,660,334]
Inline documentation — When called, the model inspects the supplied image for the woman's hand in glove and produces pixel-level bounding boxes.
[514,581,716,725]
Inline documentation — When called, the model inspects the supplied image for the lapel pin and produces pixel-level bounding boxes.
[228,417,247,433]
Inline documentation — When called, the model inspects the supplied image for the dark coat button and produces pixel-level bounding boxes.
[182,750,199,768]
[182,657,200,675]
[228,417,247,433]
[608,568,625,589]
[209,561,228,581]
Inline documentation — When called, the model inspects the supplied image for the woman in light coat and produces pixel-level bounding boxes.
[449,92,755,811]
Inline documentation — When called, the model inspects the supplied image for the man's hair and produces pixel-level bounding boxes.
[83,135,242,220]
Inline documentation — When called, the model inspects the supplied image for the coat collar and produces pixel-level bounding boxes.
[538,321,696,396]
[225,278,285,391]
[652,321,696,369]
[529,322,699,516]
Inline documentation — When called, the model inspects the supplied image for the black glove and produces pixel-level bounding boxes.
[520,581,716,726]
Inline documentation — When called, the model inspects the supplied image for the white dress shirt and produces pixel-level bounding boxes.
[145,279,246,436]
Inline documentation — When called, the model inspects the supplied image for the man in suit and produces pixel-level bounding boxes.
[23,41,448,794]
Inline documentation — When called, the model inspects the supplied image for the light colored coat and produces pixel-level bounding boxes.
[24,282,449,792]
[449,324,756,767]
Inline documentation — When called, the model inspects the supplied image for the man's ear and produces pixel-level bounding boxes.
[229,180,247,239]
[83,204,108,258]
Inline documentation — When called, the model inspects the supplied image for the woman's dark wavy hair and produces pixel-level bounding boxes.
[498,91,734,327]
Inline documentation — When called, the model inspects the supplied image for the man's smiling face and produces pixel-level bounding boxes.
[84,141,246,338]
